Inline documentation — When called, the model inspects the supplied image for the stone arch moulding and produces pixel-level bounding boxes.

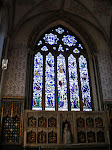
[25,18,103,111]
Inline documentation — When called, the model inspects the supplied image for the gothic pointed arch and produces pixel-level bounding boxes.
[25,23,103,111]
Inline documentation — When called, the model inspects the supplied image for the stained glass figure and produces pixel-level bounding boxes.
[33,52,43,110]
[58,44,64,52]
[78,44,83,49]
[68,54,80,111]
[62,35,77,47]
[79,55,92,111]
[73,48,80,54]
[37,40,42,46]
[57,54,68,111]
[41,46,48,51]
[43,33,59,45]
[55,27,64,34]
[45,53,55,111]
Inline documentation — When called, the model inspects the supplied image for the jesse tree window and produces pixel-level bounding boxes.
[32,26,92,111]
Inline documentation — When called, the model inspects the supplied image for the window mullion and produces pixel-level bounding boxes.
[42,55,46,110]
[66,56,70,111]
[55,55,58,111]
[76,57,83,111]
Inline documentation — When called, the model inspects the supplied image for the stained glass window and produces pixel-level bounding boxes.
[57,54,68,111]
[43,33,59,45]
[33,26,92,111]
[68,54,80,111]
[73,48,80,54]
[45,53,55,110]
[79,55,92,111]
[33,52,43,110]
[41,46,48,51]
[62,35,77,47]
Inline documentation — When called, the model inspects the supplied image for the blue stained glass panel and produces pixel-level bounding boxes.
[73,48,80,54]
[41,46,48,51]
[55,27,64,34]
[62,35,77,47]
[43,33,59,45]
[58,44,64,52]
[66,48,69,51]
[68,54,80,111]
[37,40,42,46]
[33,52,43,110]
[45,53,55,111]
[78,44,83,49]
[57,54,68,111]
[79,55,92,111]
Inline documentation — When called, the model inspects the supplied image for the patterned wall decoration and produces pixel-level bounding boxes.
[1,99,24,144]
[93,0,112,17]
[97,49,112,99]
[2,117,20,143]
[2,44,27,97]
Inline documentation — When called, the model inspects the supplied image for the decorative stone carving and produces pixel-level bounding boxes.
[87,131,96,143]
[38,131,46,143]
[38,117,47,127]
[86,117,94,127]
[63,123,72,144]
[95,117,103,127]
[27,131,36,143]
[78,131,86,143]
[48,117,57,127]
[28,116,36,127]
[97,131,105,142]
[48,131,57,143]
[77,117,85,127]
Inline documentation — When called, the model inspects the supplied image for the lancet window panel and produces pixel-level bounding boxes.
[32,25,92,111]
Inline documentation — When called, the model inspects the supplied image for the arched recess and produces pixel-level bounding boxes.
[25,18,103,111]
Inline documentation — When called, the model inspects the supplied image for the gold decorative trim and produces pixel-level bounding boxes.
[2,96,25,99]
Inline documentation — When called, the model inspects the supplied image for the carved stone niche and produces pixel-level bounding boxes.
[77,131,86,143]
[27,131,36,144]
[95,117,103,127]
[48,117,57,127]
[38,131,47,143]
[38,116,47,127]
[87,131,96,143]
[28,116,36,127]
[86,117,94,127]
[48,131,57,143]
[97,131,105,142]
[62,120,72,144]
[77,117,85,127]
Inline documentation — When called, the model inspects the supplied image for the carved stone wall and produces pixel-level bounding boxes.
[24,110,109,148]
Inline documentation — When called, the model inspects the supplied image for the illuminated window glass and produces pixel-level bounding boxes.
[33,26,92,111]
[68,54,80,111]
[79,55,92,111]
[45,53,55,111]
[32,52,43,110]
[57,54,68,111]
